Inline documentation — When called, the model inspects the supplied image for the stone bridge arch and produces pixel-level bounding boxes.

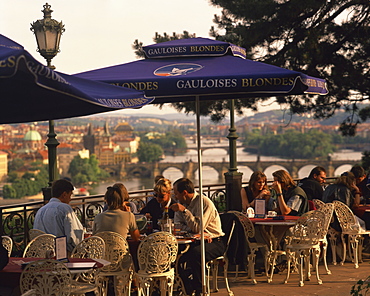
[120,159,358,180]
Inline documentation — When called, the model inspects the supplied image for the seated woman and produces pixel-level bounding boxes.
[323,171,365,231]
[93,185,140,241]
[103,182,138,213]
[241,171,275,212]
[323,171,361,208]
[140,178,176,230]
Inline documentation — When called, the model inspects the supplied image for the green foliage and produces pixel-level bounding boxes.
[4,160,49,199]
[136,142,163,163]
[351,276,370,296]
[208,0,370,134]
[243,129,335,159]
[134,1,370,133]
[141,129,187,155]
[8,158,24,172]
[68,154,109,187]
[3,184,16,199]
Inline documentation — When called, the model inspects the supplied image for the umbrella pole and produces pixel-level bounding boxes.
[196,96,207,296]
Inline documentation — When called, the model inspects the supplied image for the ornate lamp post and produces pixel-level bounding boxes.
[30,3,65,199]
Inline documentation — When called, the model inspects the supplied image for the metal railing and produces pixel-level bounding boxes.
[0,182,227,256]
[0,178,336,256]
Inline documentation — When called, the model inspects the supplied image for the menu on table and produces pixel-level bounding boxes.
[255,199,265,218]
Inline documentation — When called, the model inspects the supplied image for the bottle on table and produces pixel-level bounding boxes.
[160,206,172,233]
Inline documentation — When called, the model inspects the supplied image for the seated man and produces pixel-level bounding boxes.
[272,170,308,216]
[298,166,326,201]
[171,178,225,296]
[351,165,370,204]
[140,178,176,230]
[33,179,84,253]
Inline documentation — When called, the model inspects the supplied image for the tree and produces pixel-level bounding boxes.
[136,142,163,163]
[141,129,187,155]
[68,154,109,186]
[3,184,16,199]
[133,1,370,133]
[209,0,370,134]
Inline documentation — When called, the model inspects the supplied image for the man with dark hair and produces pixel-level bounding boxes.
[351,165,370,204]
[298,166,327,201]
[33,179,84,252]
[171,178,224,296]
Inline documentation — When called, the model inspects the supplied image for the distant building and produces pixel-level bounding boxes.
[23,125,43,151]
[0,151,7,181]
[82,121,138,170]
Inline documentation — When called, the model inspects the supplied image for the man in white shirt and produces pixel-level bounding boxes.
[171,178,224,296]
[33,179,84,252]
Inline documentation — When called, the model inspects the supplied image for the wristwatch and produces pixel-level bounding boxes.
[182,209,187,214]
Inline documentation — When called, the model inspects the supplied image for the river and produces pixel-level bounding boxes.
[0,145,362,204]
[92,147,362,195]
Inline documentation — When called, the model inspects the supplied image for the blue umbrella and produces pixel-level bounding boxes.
[0,34,154,124]
[76,37,327,102]
[76,37,328,295]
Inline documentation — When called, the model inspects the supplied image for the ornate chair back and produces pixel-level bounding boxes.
[70,235,106,285]
[315,203,334,238]
[94,231,131,272]
[94,231,134,296]
[137,231,178,274]
[291,210,326,246]
[23,234,56,258]
[71,235,105,259]
[313,199,325,210]
[29,229,46,241]
[333,200,360,233]
[20,259,71,296]
[2,235,13,257]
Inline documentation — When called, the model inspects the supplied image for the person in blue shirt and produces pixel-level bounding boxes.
[33,179,84,253]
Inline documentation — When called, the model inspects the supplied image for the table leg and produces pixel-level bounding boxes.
[174,244,190,295]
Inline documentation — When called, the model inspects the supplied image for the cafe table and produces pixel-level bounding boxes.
[250,216,299,283]
[0,257,105,296]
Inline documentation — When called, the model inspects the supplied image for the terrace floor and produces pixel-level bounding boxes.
[209,254,370,296]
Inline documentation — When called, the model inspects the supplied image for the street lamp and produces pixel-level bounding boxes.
[30,3,65,199]
[30,3,64,69]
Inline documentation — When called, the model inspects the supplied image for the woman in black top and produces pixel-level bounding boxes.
[241,171,274,212]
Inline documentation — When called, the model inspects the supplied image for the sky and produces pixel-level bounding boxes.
[1,0,279,117]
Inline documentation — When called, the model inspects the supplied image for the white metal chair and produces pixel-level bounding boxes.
[313,199,341,266]
[314,202,335,274]
[284,210,326,287]
[23,233,56,258]
[94,231,133,296]
[229,211,270,284]
[206,217,235,295]
[333,200,370,268]
[71,235,106,295]
[20,259,72,296]
[136,231,178,296]
[29,229,46,241]
[2,235,13,257]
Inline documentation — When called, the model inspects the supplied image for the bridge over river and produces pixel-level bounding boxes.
[111,159,358,180]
